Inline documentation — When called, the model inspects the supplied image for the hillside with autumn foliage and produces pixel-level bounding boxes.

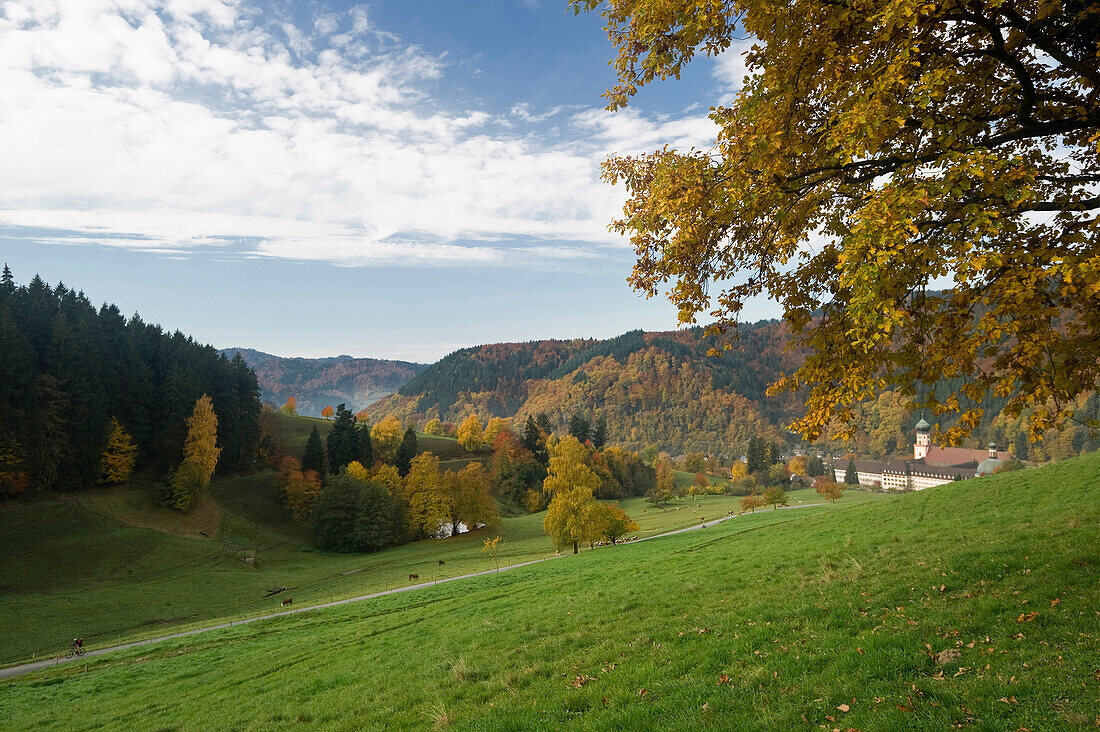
[220,348,427,417]
[365,324,807,456]
[366,324,1100,461]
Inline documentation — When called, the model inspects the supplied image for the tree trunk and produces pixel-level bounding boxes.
[572,541,578,555]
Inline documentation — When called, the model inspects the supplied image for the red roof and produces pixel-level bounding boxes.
[923,445,1011,466]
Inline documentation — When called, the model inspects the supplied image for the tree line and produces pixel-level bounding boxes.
[0,268,261,497]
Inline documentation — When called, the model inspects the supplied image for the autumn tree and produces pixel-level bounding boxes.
[302,426,326,478]
[589,502,638,544]
[405,452,448,539]
[371,415,403,463]
[763,485,789,511]
[395,427,418,478]
[814,477,844,503]
[689,471,710,496]
[345,460,370,483]
[279,396,297,416]
[575,0,1100,444]
[169,394,220,511]
[739,491,765,514]
[482,535,504,571]
[425,418,444,436]
[321,405,334,419]
[99,418,137,484]
[0,438,30,497]
[279,456,322,520]
[445,463,500,536]
[788,455,809,478]
[543,435,601,554]
[456,414,484,452]
[729,461,748,481]
[483,417,510,447]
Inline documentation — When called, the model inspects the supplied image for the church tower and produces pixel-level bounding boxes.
[914,417,931,460]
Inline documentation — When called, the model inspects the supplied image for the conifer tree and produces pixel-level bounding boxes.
[591,416,608,449]
[326,404,358,472]
[395,427,417,478]
[844,459,859,486]
[357,423,373,467]
[302,426,326,478]
[568,412,591,443]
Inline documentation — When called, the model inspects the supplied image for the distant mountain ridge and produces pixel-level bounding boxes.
[220,348,427,417]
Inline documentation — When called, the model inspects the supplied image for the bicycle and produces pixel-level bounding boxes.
[66,639,85,658]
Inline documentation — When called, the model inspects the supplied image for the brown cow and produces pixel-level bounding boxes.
[281,598,293,606]
[438,560,446,565]
[409,574,419,581]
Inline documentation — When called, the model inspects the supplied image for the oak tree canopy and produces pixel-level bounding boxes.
[574,0,1099,443]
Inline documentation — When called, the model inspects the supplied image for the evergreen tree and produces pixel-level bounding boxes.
[844,458,859,486]
[746,436,768,474]
[311,474,364,553]
[356,423,373,467]
[302,426,326,478]
[592,416,608,449]
[395,427,417,478]
[326,403,358,472]
[807,455,825,477]
[568,412,591,443]
[522,415,541,453]
[0,264,12,292]
[535,412,553,438]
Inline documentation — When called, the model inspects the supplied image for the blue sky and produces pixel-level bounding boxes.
[0,0,770,362]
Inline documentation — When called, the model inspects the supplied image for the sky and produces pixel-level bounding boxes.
[0,0,771,362]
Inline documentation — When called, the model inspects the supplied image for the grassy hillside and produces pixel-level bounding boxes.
[1,462,824,666]
[3,454,1096,729]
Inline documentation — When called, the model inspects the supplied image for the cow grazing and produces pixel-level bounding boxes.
[281,598,293,607]
[438,560,446,565]
[409,574,419,581]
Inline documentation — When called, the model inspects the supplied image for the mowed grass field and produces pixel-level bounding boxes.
[2,453,1097,730]
[0,456,836,666]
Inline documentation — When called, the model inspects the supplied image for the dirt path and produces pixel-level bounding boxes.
[0,502,824,681]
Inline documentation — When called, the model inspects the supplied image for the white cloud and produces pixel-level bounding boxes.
[711,38,762,102]
[0,0,721,267]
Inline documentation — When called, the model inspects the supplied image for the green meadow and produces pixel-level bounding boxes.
[0,453,839,667]
[2,452,1096,729]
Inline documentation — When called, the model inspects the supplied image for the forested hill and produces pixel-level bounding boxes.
[366,324,807,455]
[220,348,427,417]
[367,323,1100,461]
[0,269,262,496]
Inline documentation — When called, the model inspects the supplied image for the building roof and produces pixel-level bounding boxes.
[915,417,931,432]
[882,458,974,480]
[923,445,1011,466]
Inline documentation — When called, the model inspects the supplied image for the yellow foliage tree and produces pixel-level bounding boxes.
[447,462,500,535]
[183,394,220,485]
[456,414,484,452]
[542,436,601,554]
[170,394,220,511]
[99,418,137,484]
[345,460,370,483]
[729,461,748,480]
[371,415,403,462]
[370,462,404,499]
[788,455,809,477]
[405,452,448,538]
[424,418,444,436]
[575,0,1100,443]
[483,417,510,447]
